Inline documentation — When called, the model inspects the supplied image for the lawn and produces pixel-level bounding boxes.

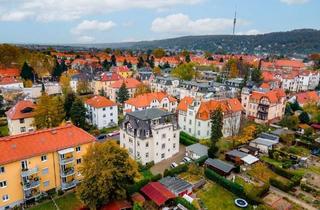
[197,182,253,210]
[234,176,255,193]
[29,192,82,210]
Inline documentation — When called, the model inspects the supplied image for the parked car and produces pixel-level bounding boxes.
[183,157,192,163]
[96,134,107,141]
[170,162,178,168]
[107,130,120,137]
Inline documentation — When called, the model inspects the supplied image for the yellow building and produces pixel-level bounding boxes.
[0,124,95,210]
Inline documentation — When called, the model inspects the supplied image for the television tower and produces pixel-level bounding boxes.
[233,6,237,35]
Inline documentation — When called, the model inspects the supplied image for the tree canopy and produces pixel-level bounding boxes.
[171,63,196,81]
[134,83,151,97]
[70,97,86,129]
[117,83,129,104]
[77,141,138,209]
[208,107,223,158]
[152,48,166,58]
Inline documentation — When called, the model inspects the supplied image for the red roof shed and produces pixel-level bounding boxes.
[140,182,175,206]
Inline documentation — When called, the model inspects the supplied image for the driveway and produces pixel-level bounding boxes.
[150,144,186,175]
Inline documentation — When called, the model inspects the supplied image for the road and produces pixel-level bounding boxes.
[270,186,317,210]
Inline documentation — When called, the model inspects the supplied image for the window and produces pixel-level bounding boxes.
[146,153,149,158]
[145,142,149,147]
[0,166,4,174]
[76,158,82,164]
[129,148,133,154]
[0,181,7,188]
[189,120,192,125]
[41,155,47,162]
[145,130,149,137]
[2,194,9,202]
[20,118,25,124]
[162,134,166,139]
[137,152,140,157]
[43,181,49,187]
[42,168,49,175]
[173,143,176,149]
[198,122,200,126]
[103,108,106,111]
[161,153,165,159]
[103,114,106,118]
[173,133,176,138]
[197,130,200,135]
[110,106,113,110]
[76,146,81,152]
[110,113,113,116]
[21,160,28,170]
[129,138,133,143]
[137,141,140,146]
[20,127,26,133]
[162,143,165,149]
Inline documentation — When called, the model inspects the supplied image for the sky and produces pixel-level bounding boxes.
[0,0,318,44]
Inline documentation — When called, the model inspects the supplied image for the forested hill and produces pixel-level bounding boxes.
[83,29,320,55]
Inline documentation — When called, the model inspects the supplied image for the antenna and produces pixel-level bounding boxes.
[233,5,237,35]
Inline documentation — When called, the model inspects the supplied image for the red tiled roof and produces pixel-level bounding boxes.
[251,89,286,104]
[141,182,175,206]
[177,96,194,112]
[125,92,177,108]
[275,59,305,69]
[260,82,270,89]
[6,100,36,120]
[100,200,132,210]
[111,78,141,89]
[0,124,95,165]
[112,66,130,73]
[262,71,275,82]
[85,95,117,108]
[296,91,320,105]
[101,72,122,81]
[0,77,22,85]
[0,68,20,77]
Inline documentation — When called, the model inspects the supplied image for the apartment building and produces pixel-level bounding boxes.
[5,100,36,135]
[241,87,286,124]
[120,109,180,165]
[177,97,243,138]
[0,124,95,210]
[108,78,141,102]
[85,95,118,129]
[124,92,177,114]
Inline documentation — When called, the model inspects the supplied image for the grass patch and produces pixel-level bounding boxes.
[261,156,283,167]
[285,146,310,156]
[179,172,203,184]
[234,176,255,193]
[197,182,252,210]
[100,126,119,134]
[29,193,81,210]
[0,125,9,137]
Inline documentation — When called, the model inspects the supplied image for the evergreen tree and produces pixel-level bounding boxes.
[127,62,132,69]
[64,91,75,120]
[123,59,128,66]
[185,54,191,63]
[20,62,34,81]
[41,83,46,94]
[52,59,63,79]
[251,68,263,85]
[208,107,223,158]
[60,59,67,72]
[137,56,144,68]
[111,54,117,66]
[149,56,155,68]
[99,88,106,96]
[290,100,302,111]
[285,103,293,116]
[0,95,5,117]
[117,83,129,103]
[163,61,170,69]
[70,97,86,129]
[299,111,310,124]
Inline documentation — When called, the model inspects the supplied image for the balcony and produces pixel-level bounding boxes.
[24,189,41,200]
[21,167,38,177]
[59,157,74,165]
[60,167,75,177]
[61,180,78,190]
[23,179,40,191]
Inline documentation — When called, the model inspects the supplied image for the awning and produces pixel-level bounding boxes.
[241,155,259,165]
[58,148,74,155]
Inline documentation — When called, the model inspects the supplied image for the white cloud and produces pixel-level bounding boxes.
[0,0,202,22]
[0,11,33,21]
[72,20,116,34]
[280,0,309,5]
[151,13,247,35]
[76,35,95,43]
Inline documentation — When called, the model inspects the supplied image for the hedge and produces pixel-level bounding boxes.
[300,183,320,196]
[127,173,163,195]
[269,177,294,192]
[164,164,188,177]
[245,182,270,204]
[204,169,245,197]
[180,131,198,142]
[180,135,196,146]
[271,165,302,186]
[174,197,197,210]
[194,155,208,166]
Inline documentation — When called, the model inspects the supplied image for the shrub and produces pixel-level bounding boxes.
[300,183,320,196]
[271,165,302,186]
[57,189,64,196]
[174,197,197,210]
[164,164,188,177]
[150,173,162,182]
[194,155,208,166]
[127,179,149,195]
[269,177,294,191]
[204,169,245,197]
[180,131,198,142]
[180,135,196,146]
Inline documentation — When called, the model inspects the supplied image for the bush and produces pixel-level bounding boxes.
[164,164,188,177]
[269,177,294,191]
[194,155,208,166]
[46,188,56,197]
[180,131,198,142]
[282,160,293,169]
[174,197,197,210]
[300,183,320,196]
[139,161,155,171]
[150,173,162,182]
[271,165,302,186]
[204,169,245,197]
[57,189,64,196]
[127,173,163,195]
[246,182,270,204]
[180,135,196,146]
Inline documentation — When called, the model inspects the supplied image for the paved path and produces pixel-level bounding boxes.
[270,186,317,210]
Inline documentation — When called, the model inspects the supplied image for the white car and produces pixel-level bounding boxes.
[183,157,192,163]
[107,130,120,137]
[170,162,178,168]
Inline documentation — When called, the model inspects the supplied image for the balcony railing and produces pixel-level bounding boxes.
[23,180,40,191]
[60,168,75,177]
[60,157,74,165]
[24,189,41,200]
[21,167,38,177]
[61,180,78,190]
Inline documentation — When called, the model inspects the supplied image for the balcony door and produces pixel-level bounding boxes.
[21,160,28,170]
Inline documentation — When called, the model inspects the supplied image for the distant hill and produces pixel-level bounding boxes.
[79,29,320,55]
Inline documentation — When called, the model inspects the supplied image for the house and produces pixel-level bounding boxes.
[101,200,132,210]
[0,68,20,78]
[185,143,209,160]
[177,97,243,138]
[5,100,36,135]
[204,158,235,176]
[111,66,132,78]
[92,72,122,95]
[159,176,193,196]
[140,182,176,207]
[258,132,279,143]
[109,78,141,102]
[69,73,93,93]
[295,91,320,107]
[120,108,180,165]
[85,96,118,129]
[241,87,286,124]
[249,137,278,153]
[150,76,180,98]
[23,82,62,99]
[124,92,177,114]
[0,124,95,210]
[238,145,259,156]
[0,77,24,89]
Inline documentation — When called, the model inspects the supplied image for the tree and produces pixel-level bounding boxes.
[0,95,5,116]
[77,141,138,209]
[111,54,117,66]
[229,62,239,78]
[251,68,263,85]
[148,56,155,68]
[127,62,132,69]
[290,100,302,111]
[102,59,111,71]
[137,56,144,69]
[117,83,129,104]
[52,59,63,79]
[23,80,33,88]
[123,59,128,66]
[185,54,191,63]
[50,96,66,126]
[77,80,91,95]
[59,74,71,94]
[153,66,161,76]
[20,62,34,81]
[152,48,166,58]
[208,107,223,158]
[134,83,151,97]
[285,103,293,116]
[280,115,299,130]
[70,97,86,129]
[64,91,75,120]
[171,63,196,81]
[299,111,310,124]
